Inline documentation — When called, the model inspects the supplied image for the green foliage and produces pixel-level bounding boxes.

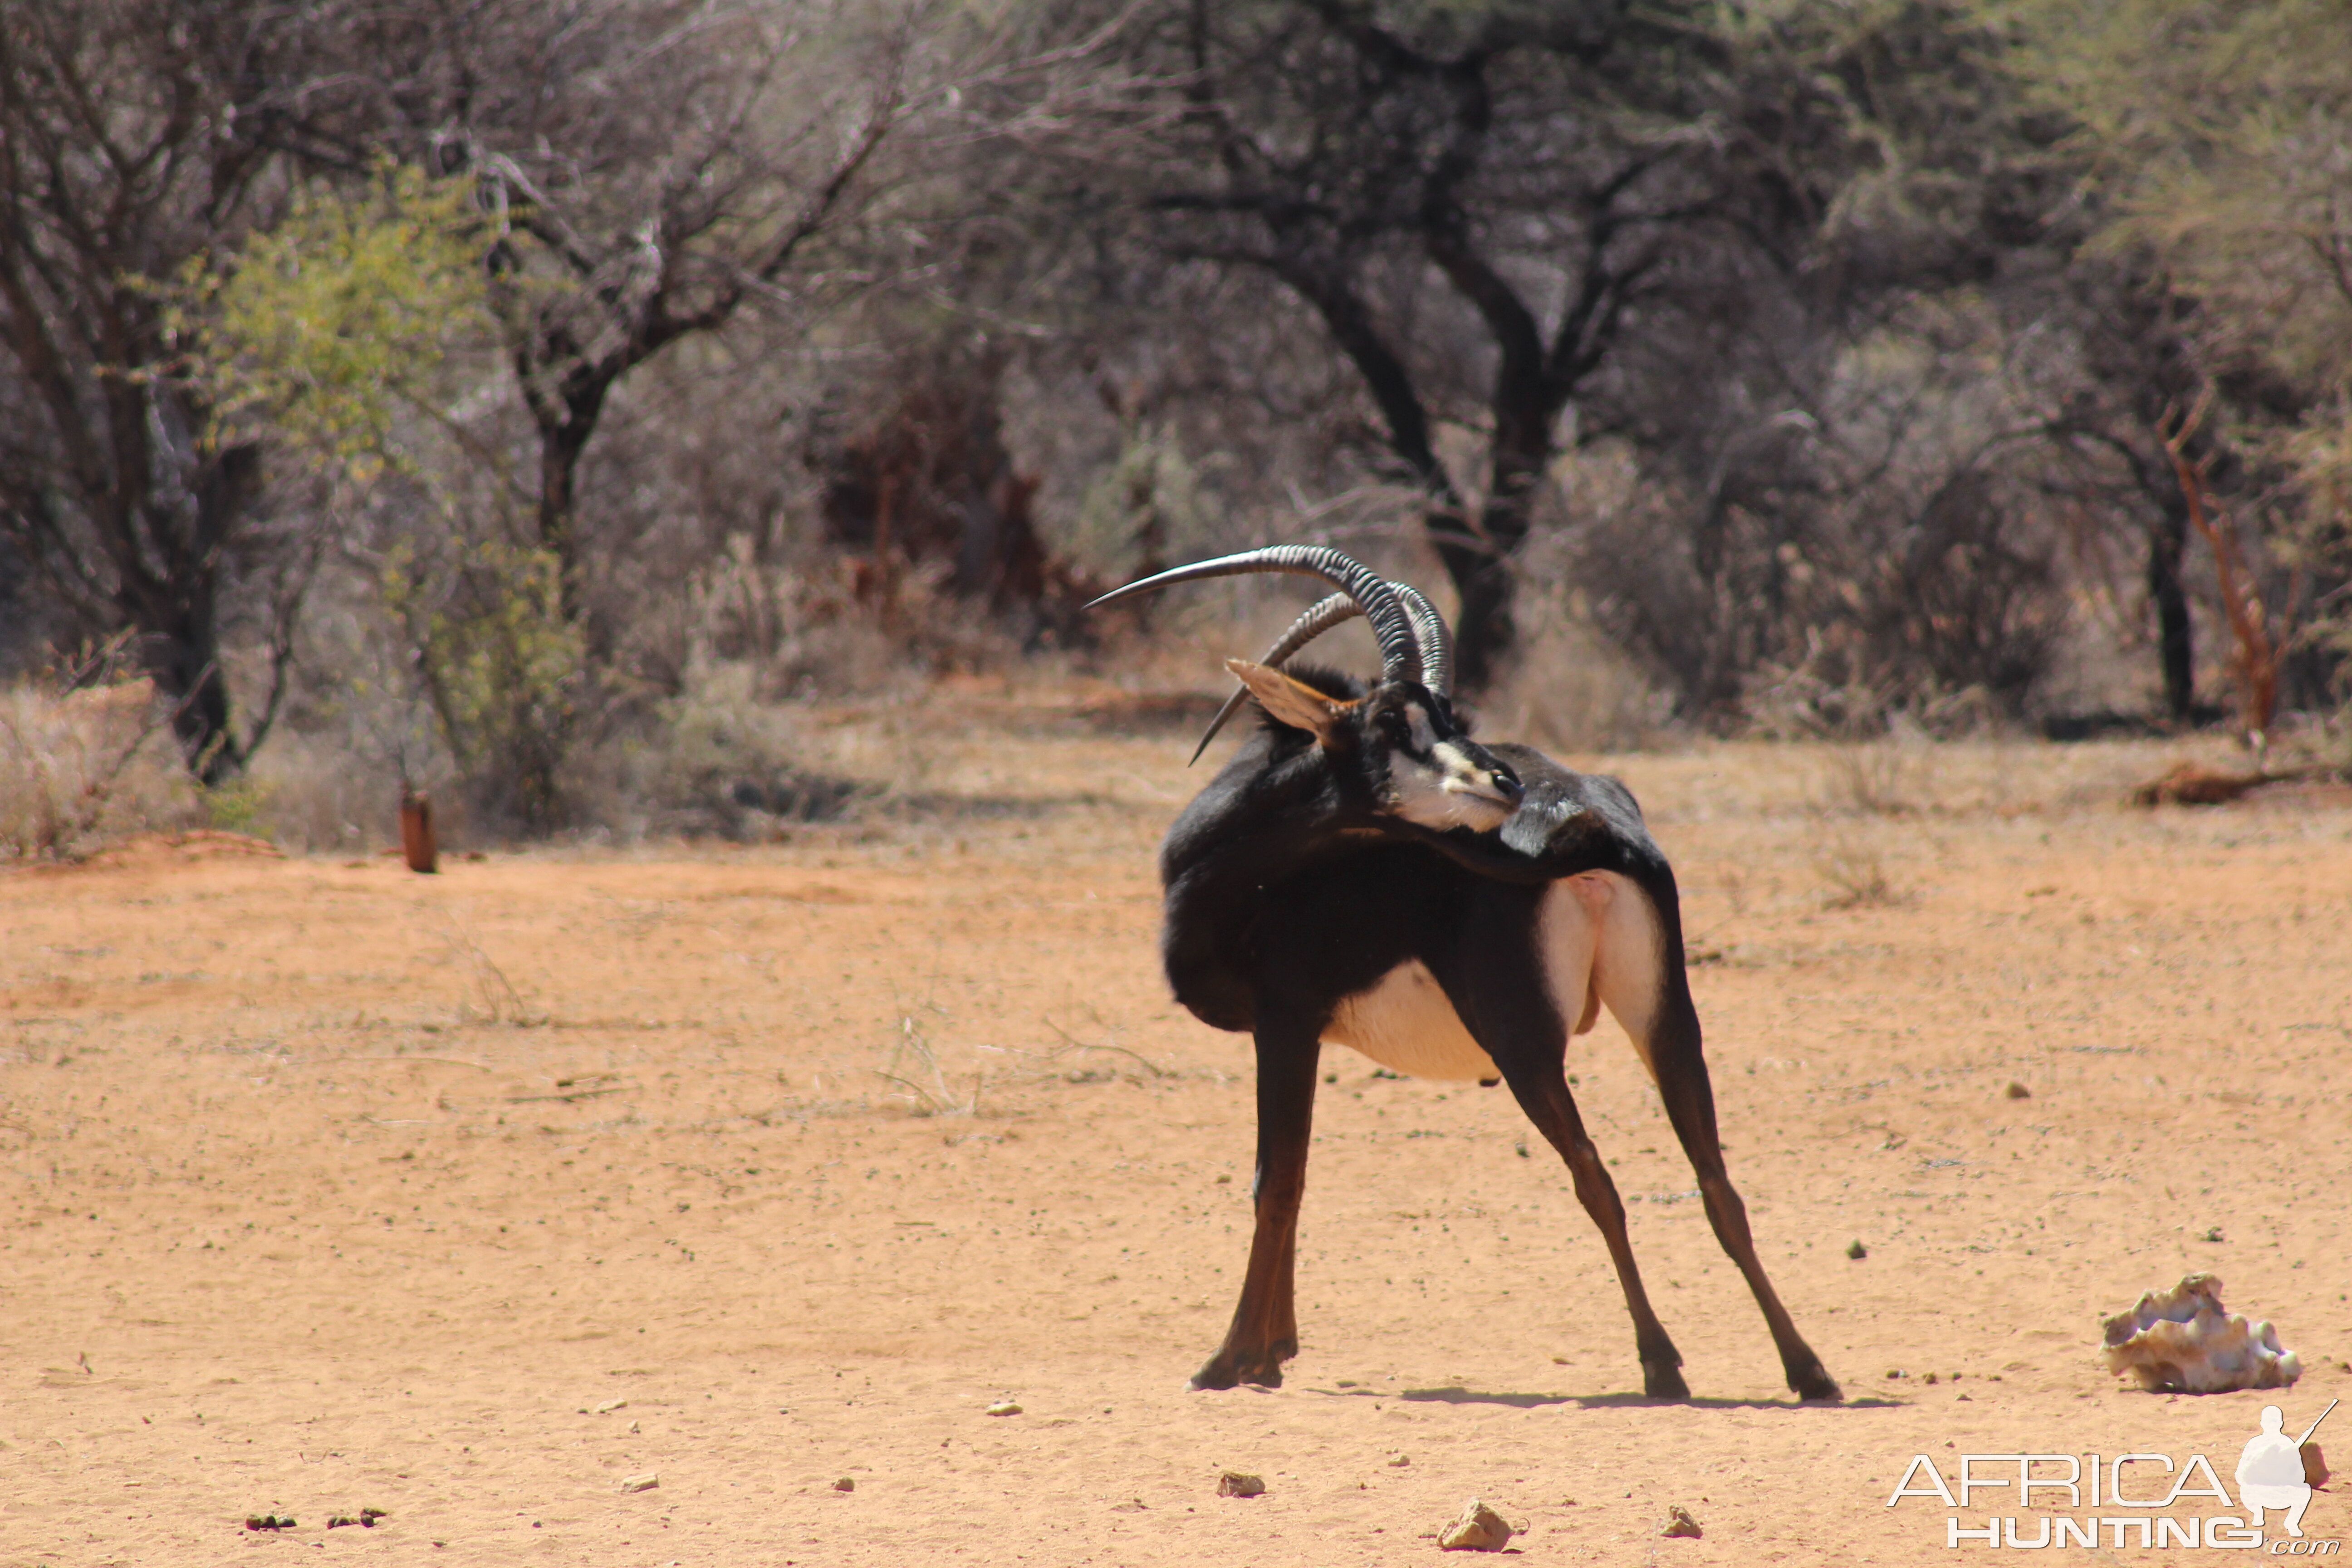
[164,163,490,476]
[1999,0,2352,704]
[198,777,274,836]
[1070,423,1213,575]
[382,539,583,828]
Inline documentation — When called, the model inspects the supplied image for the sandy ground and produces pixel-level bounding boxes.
[2,710,2349,1566]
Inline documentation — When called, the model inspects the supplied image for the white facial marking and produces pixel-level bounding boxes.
[1388,748,1514,830]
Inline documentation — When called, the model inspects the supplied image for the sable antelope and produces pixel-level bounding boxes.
[1089,546,1840,1402]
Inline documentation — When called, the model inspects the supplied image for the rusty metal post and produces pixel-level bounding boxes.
[398,787,438,874]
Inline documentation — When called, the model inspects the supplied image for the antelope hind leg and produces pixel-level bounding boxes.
[1590,876,1842,1403]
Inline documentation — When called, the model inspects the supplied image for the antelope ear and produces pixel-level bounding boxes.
[1226,659,1356,743]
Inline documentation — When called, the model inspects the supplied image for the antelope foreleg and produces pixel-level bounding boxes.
[1191,1021,1319,1391]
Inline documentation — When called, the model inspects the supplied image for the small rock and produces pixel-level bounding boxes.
[1924,1372,1939,1384]
[1846,1240,1867,1260]
[1110,1498,1148,1513]
[328,1517,357,1530]
[985,1400,1022,1417]
[628,1419,640,1433]
[620,1473,660,1494]
[831,1477,855,1493]
[1437,1499,1514,1551]
[2004,1080,2031,1100]
[1217,1471,1266,1498]
[1387,1454,1410,1467]
[1661,1504,1704,1539]
[594,1398,628,1415]
[2203,1226,2225,1243]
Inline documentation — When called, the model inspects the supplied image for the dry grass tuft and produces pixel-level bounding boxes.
[0,678,201,861]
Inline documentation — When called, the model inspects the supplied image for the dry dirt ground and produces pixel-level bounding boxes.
[3,702,2348,1566]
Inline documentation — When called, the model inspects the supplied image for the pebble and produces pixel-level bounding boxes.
[620,1473,660,1494]
[831,1477,856,1493]
[595,1398,628,1415]
[2005,1080,2032,1099]
[1216,1471,1266,1498]
[985,1400,1022,1417]
[1437,1499,1513,1551]
[1661,1503,1704,1538]
[1846,1239,1868,1259]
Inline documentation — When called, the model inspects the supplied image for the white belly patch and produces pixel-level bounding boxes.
[1321,961,1499,1082]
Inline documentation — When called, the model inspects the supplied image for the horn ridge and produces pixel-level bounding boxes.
[1084,545,1421,683]
[1390,583,1454,698]
[1187,593,1363,765]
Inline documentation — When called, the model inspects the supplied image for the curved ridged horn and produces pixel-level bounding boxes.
[1391,582,1454,699]
[1085,545,1422,683]
[1187,593,1364,765]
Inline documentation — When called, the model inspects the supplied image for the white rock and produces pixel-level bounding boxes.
[1438,1499,1513,1551]
[2102,1274,2300,1393]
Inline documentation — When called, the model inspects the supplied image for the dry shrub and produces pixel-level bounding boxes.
[590,661,872,843]
[0,679,201,860]
[1818,736,1927,816]
[1477,612,1673,754]
[1813,823,1905,910]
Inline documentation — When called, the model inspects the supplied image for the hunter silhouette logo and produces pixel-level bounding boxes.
[1884,1398,2337,1551]
[2242,1400,2336,1540]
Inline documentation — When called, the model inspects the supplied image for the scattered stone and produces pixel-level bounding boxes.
[985,1400,1022,1417]
[2005,1081,2032,1100]
[1846,1240,1867,1260]
[595,1398,628,1415]
[2102,1273,2300,1392]
[2203,1226,2225,1243]
[328,1517,358,1530]
[831,1477,855,1493]
[361,1509,387,1528]
[1387,1454,1410,1467]
[1110,1498,1148,1513]
[245,1514,296,1532]
[1216,1471,1266,1498]
[1437,1499,1514,1551]
[1661,1503,1704,1538]
[620,1473,660,1494]
[1924,1372,1939,1385]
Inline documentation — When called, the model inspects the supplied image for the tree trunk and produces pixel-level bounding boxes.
[536,383,610,628]
[2146,502,2194,722]
[1434,431,1548,693]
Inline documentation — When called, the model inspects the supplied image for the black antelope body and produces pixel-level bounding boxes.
[1089,546,1840,1402]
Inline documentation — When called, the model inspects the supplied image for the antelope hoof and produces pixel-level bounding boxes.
[1642,1360,1690,1400]
[1792,1363,1843,1403]
[1190,1346,1289,1391]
